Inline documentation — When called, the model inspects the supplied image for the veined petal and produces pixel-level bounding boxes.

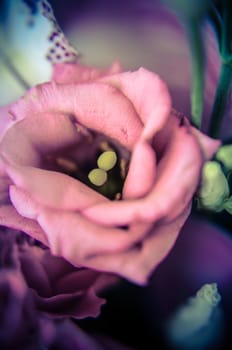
[53,61,122,84]
[100,67,172,140]
[0,111,86,166]
[0,105,16,141]
[6,163,107,211]
[10,82,143,149]
[0,204,47,244]
[81,208,190,285]
[123,141,156,199]
[9,186,151,258]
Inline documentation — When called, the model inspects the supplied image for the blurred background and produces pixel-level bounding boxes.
[0,1,231,349]
[0,0,192,111]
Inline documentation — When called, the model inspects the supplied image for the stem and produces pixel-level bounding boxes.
[186,19,205,129]
[208,3,222,45]
[221,0,232,57]
[208,62,232,138]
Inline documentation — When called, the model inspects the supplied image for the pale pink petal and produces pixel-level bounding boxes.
[0,204,47,244]
[9,186,41,221]
[20,248,106,319]
[35,287,105,319]
[10,82,142,149]
[81,209,190,285]
[5,162,107,211]
[190,126,221,160]
[0,120,40,166]
[36,209,150,260]
[152,110,181,158]
[123,141,156,199]
[100,67,172,140]
[0,176,11,204]
[53,61,122,84]
[9,186,151,258]
[0,105,16,141]
[0,112,83,166]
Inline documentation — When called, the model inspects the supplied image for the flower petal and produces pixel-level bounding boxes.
[123,141,156,199]
[0,111,85,166]
[0,204,47,244]
[9,186,151,259]
[6,162,107,211]
[0,105,16,141]
[53,61,122,84]
[190,126,221,160]
[81,209,190,285]
[83,124,203,225]
[10,82,143,149]
[100,67,172,140]
[34,287,105,319]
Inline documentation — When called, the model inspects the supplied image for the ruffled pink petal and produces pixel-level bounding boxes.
[0,112,84,166]
[83,124,203,225]
[5,161,107,211]
[34,209,150,259]
[34,287,105,319]
[123,141,156,199]
[12,178,181,285]
[190,126,221,160]
[0,204,47,244]
[10,82,142,149]
[53,61,122,84]
[9,186,151,258]
[0,176,11,204]
[54,268,101,293]
[0,120,40,167]
[20,247,105,319]
[81,208,190,285]
[100,67,172,140]
[19,247,53,296]
[0,105,16,141]
[143,125,204,222]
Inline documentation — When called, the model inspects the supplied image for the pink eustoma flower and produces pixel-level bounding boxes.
[0,228,106,318]
[0,63,220,285]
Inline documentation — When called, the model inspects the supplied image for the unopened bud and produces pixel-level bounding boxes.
[216,144,232,170]
[199,161,229,211]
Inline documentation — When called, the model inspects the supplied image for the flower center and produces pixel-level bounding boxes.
[87,145,128,199]
[46,129,130,200]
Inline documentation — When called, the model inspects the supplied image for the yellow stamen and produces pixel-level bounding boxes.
[97,151,117,171]
[88,168,107,186]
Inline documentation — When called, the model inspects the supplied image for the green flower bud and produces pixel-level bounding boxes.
[199,161,229,211]
[166,283,223,350]
[196,283,221,307]
[223,196,232,215]
[216,144,232,171]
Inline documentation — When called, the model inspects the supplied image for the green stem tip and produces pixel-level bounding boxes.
[186,19,205,129]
